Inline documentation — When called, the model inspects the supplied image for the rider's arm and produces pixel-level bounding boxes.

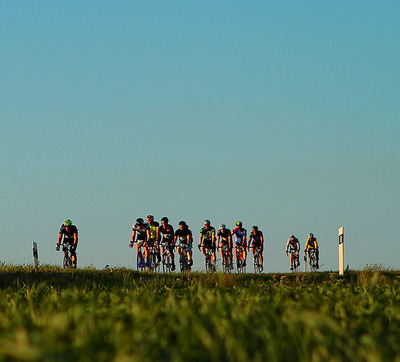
[57,233,62,246]
[260,232,264,247]
[131,230,136,244]
[199,233,203,245]
[74,231,78,246]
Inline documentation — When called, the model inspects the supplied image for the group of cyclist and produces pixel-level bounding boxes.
[55,217,319,271]
[286,233,320,270]
[129,216,265,272]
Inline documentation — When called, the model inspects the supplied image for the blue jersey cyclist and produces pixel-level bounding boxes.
[232,221,247,267]
[57,219,78,268]
[199,220,216,265]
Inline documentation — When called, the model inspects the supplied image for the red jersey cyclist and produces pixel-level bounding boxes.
[217,224,233,269]
[159,217,176,271]
[248,226,264,272]
[57,219,78,268]
[232,221,247,267]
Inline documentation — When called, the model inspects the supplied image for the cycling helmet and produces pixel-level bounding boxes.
[290,235,295,240]
[252,225,258,231]
[309,233,314,238]
[219,224,226,230]
[161,217,169,223]
[179,221,187,227]
[236,221,242,227]
[64,219,72,226]
[204,219,211,225]
[147,215,154,222]
[135,218,144,226]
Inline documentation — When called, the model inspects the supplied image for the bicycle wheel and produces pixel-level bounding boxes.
[163,253,172,273]
[253,253,260,274]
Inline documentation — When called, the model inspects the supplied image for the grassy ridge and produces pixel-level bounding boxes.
[0,266,400,361]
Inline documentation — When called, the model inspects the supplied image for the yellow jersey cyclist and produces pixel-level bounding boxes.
[248,226,264,272]
[199,220,216,265]
[57,219,78,268]
[174,221,192,266]
[159,216,176,271]
[304,233,319,269]
[146,215,161,266]
[286,235,300,270]
[232,221,247,267]
[130,218,148,268]
[217,224,233,269]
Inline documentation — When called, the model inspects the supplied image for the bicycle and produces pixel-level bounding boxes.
[133,241,146,271]
[219,245,233,273]
[198,244,215,272]
[306,249,318,272]
[288,249,299,272]
[235,245,246,273]
[161,242,174,273]
[148,244,160,272]
[251,246,263,274]
[61,243,74,269]
[178,244,191,272]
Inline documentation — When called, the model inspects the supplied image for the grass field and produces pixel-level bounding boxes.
[0,265,399,361]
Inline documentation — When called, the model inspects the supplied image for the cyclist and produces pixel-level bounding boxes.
[217,224,233,269]
[146,215,161,266]
[159,216,176,271]
[57,219,78,268]
[175,221,192,266]
[130,217,148,268]
[232,221,247,268]
[248,225,264,272]
[199,220,216,265]
[286,235,300,270]
[304,233,319,269]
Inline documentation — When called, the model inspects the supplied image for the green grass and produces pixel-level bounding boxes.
[1,265,400,361]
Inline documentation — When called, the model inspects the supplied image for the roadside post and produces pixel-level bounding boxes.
[339,227,344,275]
[32,242,39,267]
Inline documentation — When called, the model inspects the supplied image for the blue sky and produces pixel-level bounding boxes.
[1,1,399,272]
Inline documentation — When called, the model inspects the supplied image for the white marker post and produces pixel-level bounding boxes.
[32,242,39,268]
[338,227,344,275]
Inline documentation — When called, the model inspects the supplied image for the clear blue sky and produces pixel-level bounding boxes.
[1,1,399,271]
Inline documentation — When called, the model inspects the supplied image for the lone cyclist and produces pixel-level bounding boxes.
[286,235,300,270]
[199,220,216,265]
[57,219,78,268]
[304,233,319,269]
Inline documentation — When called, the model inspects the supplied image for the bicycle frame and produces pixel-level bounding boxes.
[251,246,262,274]
[307,249,317,272]
[178,244,190,272]
[289,249,299,272]
[161,242,173,273]
[235,245,246,273]
[219,245,232,273]
[148,245,160,272]
[62,244,73,268]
